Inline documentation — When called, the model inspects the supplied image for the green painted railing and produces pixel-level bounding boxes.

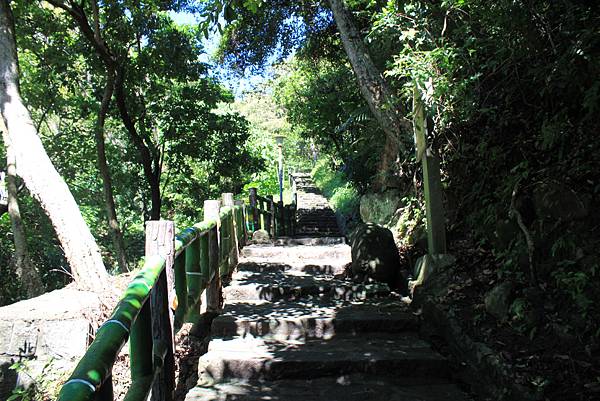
[248,187,296,238]
[57,193,247,401]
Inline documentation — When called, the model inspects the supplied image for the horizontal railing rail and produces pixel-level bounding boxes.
[57,193,247,401]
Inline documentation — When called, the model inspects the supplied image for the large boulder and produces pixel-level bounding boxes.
[350,223,406,292]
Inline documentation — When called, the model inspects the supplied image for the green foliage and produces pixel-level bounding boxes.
[393,195,425,246]
[8,359,64,401]
[1,0,268,302]
[230,86,312,197]
[312,158,359,218]
[274,57,384,190]
[552,269,593,315]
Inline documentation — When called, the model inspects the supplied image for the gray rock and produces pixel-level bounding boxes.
[0,288,100,399]
[409,254,456,296]
[251,229,270,244]
[359,190,402,225]
[350,223,406,291]
[484,282,514,321]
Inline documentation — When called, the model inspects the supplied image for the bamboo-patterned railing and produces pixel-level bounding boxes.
[248,187,296,238]
[56,193,246,401]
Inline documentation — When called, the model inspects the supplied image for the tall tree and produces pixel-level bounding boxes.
[0,118,43,298]
[44,0,163,220]
[35,0,128,270]
[94,67,128,271]
[0,0,108,290]
[328,0,410,188]
[44,0,255,221]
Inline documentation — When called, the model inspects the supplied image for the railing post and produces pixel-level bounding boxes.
[249,187,260,231]
[269,197,276,238]
[181,235,200,325]
[234,200,246,247]
[290,202,296,236]
[265,195,273,235]
[413,86,447,254]
[222,193,238,270]
[203,200,222,313]
[145,220,176,401]
[277,200,284,237]
[284,205,292,236]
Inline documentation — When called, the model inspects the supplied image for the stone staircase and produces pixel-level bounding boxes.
[293,173,342,237]
[184,186,471,400]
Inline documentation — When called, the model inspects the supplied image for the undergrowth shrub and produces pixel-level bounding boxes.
[311,159,359,226]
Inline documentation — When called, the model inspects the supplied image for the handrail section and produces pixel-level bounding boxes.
[247,187,296,238]
[57,194,247,401]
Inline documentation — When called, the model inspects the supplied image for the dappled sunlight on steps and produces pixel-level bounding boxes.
[182,174,471,401]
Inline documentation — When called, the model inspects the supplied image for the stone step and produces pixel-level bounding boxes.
[295,229,342,234]
[212,299,414,339]
[240,244,350,261]
[295,230,342,236]
[236,261,348,276]
[196,333,451,384]
[273,237,346,246]
[296,224,339,229]
[296,224,339,228]
[224,270,391,303]
[296,215,337,223]
[297,213,337,217]
[186,375,470,401]
[297,218,338,223]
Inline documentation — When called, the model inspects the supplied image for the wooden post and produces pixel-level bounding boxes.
[221,193,234,207]
[269,196,276,238]
[182,235,201,325]
[413,87,447,255]
[423,149,447,254]
[290,203,296,236]
[130,299,152,382]
[145,220,176,401]
[203,200,222,313]
[173,254,187,330]
[277,201,284,237]
[222,193,238,270]
[265,195,273,235]
[249,187,260,231]
[234,200,246,247]
[291,174,297,198]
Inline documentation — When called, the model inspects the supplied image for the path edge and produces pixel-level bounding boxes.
[418,296,543,401]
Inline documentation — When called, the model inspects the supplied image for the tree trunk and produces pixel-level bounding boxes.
[376,134,399,188]
[0,0,109,291]
[114,67,162,220]
[95,69,128,272]
[328,0,410,189]
[149,173,161,220]
[1,118,43,298]
[45,0,163,221]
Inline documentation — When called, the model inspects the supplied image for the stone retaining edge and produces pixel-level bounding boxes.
[419,297,542,401]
